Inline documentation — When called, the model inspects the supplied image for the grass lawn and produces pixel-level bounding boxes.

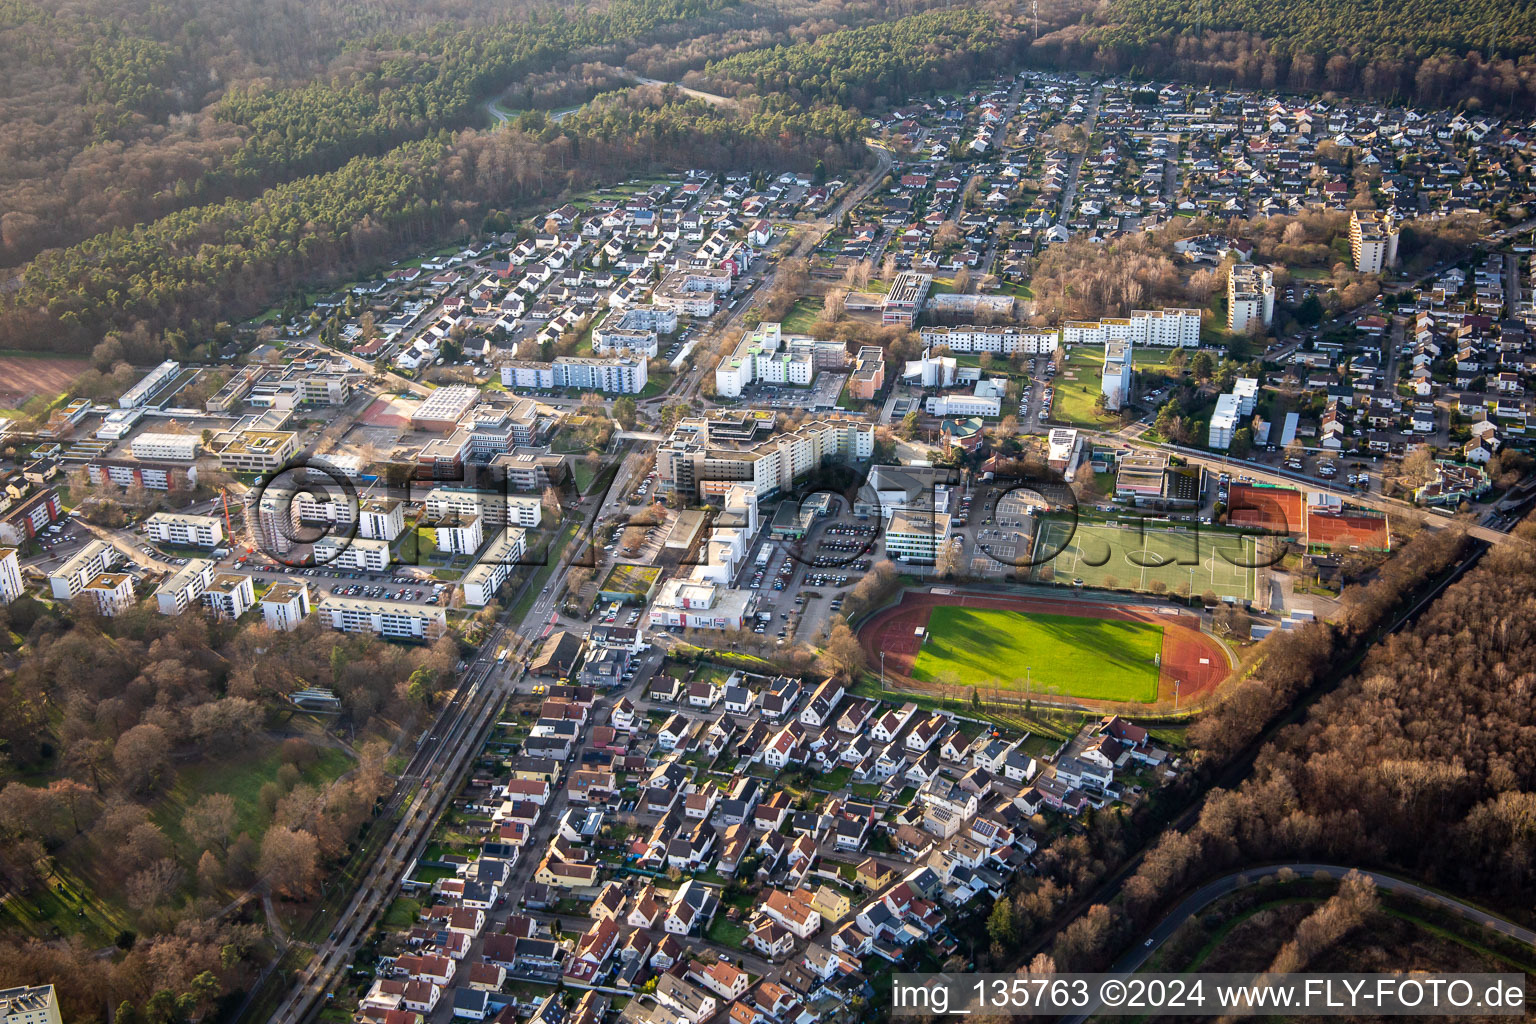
[383,896,423,929]
[707,917,750,947]
[781,297,824,334]
[154,734,354,856]
[910,605,1162,703]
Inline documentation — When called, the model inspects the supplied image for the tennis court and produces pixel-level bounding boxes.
[1031,518,1257,602]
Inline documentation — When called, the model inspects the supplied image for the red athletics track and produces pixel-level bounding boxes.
[858,589,1231,707]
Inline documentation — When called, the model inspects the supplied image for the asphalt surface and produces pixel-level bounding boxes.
[1060,863,1536,1024]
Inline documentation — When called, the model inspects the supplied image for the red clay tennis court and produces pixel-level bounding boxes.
[859,589,1231,708]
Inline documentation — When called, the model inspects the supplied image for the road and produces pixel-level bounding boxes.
[80,520,178,573]
[1060,863,1536,1024]
[268,624,517,1024]
[1054,83,1104,226]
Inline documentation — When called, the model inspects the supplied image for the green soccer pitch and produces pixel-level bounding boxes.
[908,605,1163,703]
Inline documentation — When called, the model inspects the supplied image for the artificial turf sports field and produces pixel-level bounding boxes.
[908,605,1163,703]
[1032,519,1258,603]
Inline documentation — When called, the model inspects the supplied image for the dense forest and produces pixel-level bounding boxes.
[0,592,460,1023]
[1032,0,1536,111]
[0,87,871,357]
[0,0,744,267]
[695,8,1028,109]
[1024,523,1536,974]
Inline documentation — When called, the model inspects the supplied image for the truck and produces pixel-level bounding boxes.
[756,544,773,568]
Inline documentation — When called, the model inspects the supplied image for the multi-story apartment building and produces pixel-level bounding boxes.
[313,536,391,572]
[655,415,874,502]
[499,356,648,394]
[593,306,677,356]
[260,581,312,631]
[0,547,23,604]
[1226,263,1275,333]
[0,985,62,1024]
[320,595,447,641]
[49,539,114,600]
[1101,339,1133,412]
[846,346,886,401]
[84,458,196,492]
[653,269,732,316]
[460,530,528,606]
[1350,210,1400,274]
[144,512,225,548]
[81,572,136,616]
[358,498,405,541]
[713,323,847,398]
[155,559,214,615]
[431,514,484,555]
[1062,307,1201,348]
[918,326,1059,355]
[423,488,542,528]
[203,573,256,621]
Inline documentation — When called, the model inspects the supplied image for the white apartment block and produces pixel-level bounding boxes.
[423,488,542,528]
[460,529,528,606]
[359,498,405,541]
[432,514,484,554]
[1063,307,1201,348]
[321,595,447,641]
[1350,210,1400,274]
[593,306,677,356]
[1209,393,1240,449]
[313,536,391,572]
[261,581,312,631]
[0,985,62,1024]
[1227,264,1275,333]
[919,326,1059,355]
[130,432,199,461]
[0,548,23,604]
[657,418,875,502]
[553,356,648,394]
[155,558,214,615]
[202,572,256,621]
[714,322,846,398]
[49,539,115,599]
[81,572,135,616]
[653,268,732,316]
[144,512,225,548]
[1102,339,1133,412]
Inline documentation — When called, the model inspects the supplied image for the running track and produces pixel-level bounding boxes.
[859,589,1231,707]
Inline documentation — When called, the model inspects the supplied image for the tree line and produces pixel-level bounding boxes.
[0,589,462,1023]
[0,86,872,358]
[1031,0,1536,112]
[694,8,1028,110]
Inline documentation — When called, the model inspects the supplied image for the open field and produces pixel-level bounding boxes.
[0,353,89,410]
[860,589,1231,708]
[1032,518,1258,603]
[910,605,1162,703]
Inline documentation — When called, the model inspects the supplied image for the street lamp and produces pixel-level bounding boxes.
[1173,678,1181,711]
[880,650,886,689]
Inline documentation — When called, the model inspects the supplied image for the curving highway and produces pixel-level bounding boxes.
[1060,863,1536,1024]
